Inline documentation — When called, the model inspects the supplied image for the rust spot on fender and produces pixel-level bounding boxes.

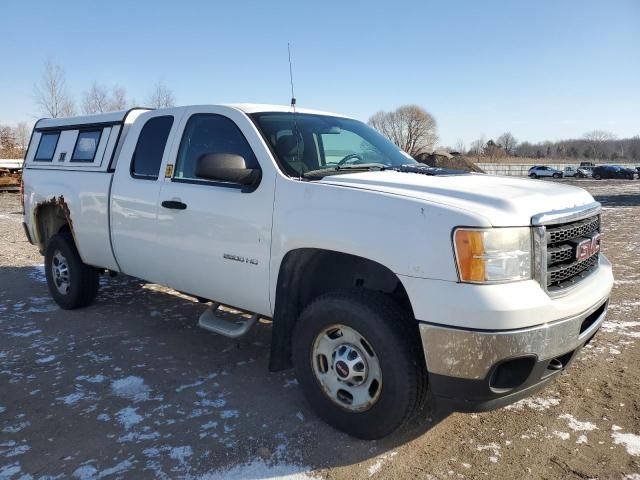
[33,195,75,251]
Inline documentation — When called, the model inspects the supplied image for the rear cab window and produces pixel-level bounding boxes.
[131,116,174,180]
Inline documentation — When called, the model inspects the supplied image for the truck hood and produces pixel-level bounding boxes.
[317,171,596,226]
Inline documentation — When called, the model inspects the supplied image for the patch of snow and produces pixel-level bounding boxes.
[602,321,640,338]
[558,414,598,432]
[175,373,218,393]
[3,444,31,457]
[29,265,47,284]
[576,435,588,444]
[169,446,193,463]
[77,374,107,383]
[368,451,397,476]
[199,398,226,408]
[198,459,321,480]
[505,397,560,411]
[552,431,570,440]
[2,421,30,433]
[58,392,86,406]
[0,463,21,478]
[115,407,143,430]
[96,413,110,422]
[7,329,41,338]
[613,425,623,431]
[220,409,239,419]
[612,432,640,456]
[111,376,151,402]
[35,355,56,364]
[477,443,501,463]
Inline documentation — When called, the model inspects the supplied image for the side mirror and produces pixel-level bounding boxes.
[195,153,261,187]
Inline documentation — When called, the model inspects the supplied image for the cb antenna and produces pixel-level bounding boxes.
[288,42,296,111]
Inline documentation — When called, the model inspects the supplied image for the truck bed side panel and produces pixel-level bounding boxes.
[23,169,119,271]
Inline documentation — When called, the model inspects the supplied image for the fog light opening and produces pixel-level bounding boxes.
[489,356,536,393]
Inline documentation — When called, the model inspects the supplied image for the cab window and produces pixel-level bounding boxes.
[174,114,258,181]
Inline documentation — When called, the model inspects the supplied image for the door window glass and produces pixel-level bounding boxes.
[175,114,258,181]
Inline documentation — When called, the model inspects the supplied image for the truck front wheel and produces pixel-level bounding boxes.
[45,232,99,309]
[292,290,427,439]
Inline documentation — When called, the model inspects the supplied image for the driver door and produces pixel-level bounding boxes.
[152,106,276,316]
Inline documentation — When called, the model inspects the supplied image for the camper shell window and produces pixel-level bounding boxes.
[71,129,103,162]
[34,132,60,161]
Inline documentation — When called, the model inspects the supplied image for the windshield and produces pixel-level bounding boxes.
[250,112,416,178]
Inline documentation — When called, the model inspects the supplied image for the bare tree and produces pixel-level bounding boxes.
[109,85,129,111]
[33,59,76,118]
[469,135,486,157]
[82,82,110,114]
[497,132,517,156]
[584,130,616,159]
[148,82,176,108]
[454,138,466,154]
[14,122,30,151]
[0,125,15,150]
[368,105,438,157]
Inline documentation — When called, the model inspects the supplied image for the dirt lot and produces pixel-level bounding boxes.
[0,179,639,479]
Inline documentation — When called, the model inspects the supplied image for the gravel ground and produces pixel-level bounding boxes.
[0,179,639,479]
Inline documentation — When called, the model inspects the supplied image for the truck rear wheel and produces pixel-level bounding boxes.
[292,290,427,439]
[45,232,99,309]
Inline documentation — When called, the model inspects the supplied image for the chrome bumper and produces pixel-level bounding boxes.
[419,297,608,380]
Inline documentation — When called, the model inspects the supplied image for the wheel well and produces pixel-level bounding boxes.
[269,248,414,371]
[34,197,73,252]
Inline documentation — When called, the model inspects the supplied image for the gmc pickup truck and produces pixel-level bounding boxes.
[22,105,613,439]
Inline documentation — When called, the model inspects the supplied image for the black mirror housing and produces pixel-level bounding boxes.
[195,153,261,188]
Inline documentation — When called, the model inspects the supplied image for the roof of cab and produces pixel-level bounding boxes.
[225,103,349,118]
[35,103,350,131]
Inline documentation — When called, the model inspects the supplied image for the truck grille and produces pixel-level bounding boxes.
[544,214,600,291]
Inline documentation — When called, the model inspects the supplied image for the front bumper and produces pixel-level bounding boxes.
[419,297,609,411]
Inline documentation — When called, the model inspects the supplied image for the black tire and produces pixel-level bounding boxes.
[553,173,561,178]
[529,173,537,179]
[44,232,99,309]
[594,174,601,180]
[292,290,427,439]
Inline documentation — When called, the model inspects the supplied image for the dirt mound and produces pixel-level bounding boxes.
[414,152,484,173]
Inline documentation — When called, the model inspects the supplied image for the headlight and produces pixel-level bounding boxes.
[453,227,532,283]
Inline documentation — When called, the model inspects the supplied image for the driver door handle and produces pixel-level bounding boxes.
[161,200,187,210]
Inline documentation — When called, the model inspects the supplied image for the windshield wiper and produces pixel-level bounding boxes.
[303,163,388,179]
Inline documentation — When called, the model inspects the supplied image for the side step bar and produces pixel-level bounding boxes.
[198,302,259,339]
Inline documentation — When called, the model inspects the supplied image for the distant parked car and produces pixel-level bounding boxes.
[576,166,594,178]
[563,166,578,177]
[528,166,563,179]
[592,165,635,180]
[636,167,640,179]
[580,162,596,167]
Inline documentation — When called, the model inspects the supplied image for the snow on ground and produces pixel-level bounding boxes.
[197,459,321,480]
[558,414,598,432]
[504,397,560,411]
[612,431,640,456]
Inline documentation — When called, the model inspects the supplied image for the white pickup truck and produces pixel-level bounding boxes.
[22,105,613,439]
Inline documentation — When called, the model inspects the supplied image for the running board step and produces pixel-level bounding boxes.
[197,302,259,339]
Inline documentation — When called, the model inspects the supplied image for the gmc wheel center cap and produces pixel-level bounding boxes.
[335,361,349,378]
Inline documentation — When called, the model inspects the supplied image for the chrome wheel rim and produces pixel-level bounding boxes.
[311,324,382,412]
[51,250,70,295]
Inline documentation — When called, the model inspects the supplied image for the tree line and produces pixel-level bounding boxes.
[459,130,640,162]
[0,59,177,158]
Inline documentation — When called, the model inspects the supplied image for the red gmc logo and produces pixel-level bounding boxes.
[576,233,601,261]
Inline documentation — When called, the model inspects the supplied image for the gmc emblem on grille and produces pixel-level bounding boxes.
[576,233,601,261]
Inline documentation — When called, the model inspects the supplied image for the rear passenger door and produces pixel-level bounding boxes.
[153,106,275,316]
[110,110,183,282]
